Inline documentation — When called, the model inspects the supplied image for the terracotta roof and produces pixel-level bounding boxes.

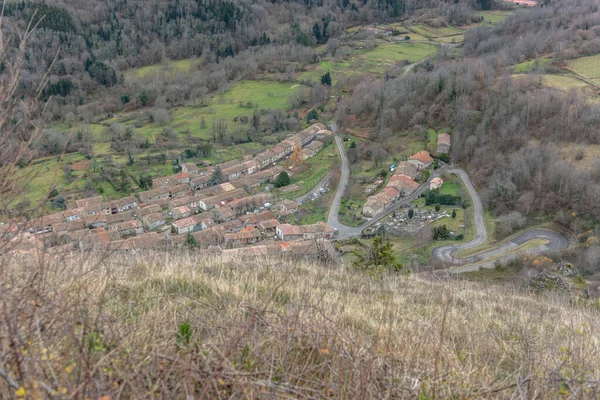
[258,219,280,230]
[75,196,103,208]
[408,151,434,164]
[83,214,108,225]
[172,216,197,229]
[175,206,192,214]
[389,174,420,193]
[393,162,418,179]
[224,227,261,241]
[277,224,304,236]
[143,213,165,223]
[113,220,141,231]
[437,133,451,145]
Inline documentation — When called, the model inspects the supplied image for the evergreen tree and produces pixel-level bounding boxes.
[275,171,291,187]
[352,236,406,274]
[211,166,224,185]
[139,175,153,190]
[184,232,198,248]
[127,150,134,166]
[117,169,132,193]
[306,109,319,123]
[452,209,457,219]
[312,22,322,43]
[321,71,332,86]
[408,208,414,219]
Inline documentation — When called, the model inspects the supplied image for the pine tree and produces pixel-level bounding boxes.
[320,71,332,86]
[211,166,224,185]
[312,22,322,43]
[352,236,406,274]
[184,232,198,248]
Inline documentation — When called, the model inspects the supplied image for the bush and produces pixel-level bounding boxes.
[306,109,319,123]
[433,225,451,240]
[425,189,460,206]
[151,108,171,125]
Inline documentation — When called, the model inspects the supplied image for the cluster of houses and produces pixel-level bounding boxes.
[4,124,337,257]
[363,148,445,218]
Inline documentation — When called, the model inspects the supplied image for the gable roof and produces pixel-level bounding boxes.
[437,133,451,145]
[408,151,434,164]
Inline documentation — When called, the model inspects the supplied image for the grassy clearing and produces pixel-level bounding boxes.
[426,128,438,153]
[16,154,90,205]
[475,10,511,24]
[18,79,305,207]
[560,143,600,170]
[134,80,298,142]
[123,58,201,80]
[511,57,553,73]
[339,198,366,227]
[359,42,438,64]
[566,53,600,80]
[543,74,589,90]
[282,143,338,199]
[296,193,331,224]
[433,34,464,44]
[409,24,463,39]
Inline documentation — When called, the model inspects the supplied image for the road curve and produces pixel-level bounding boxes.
[429,168,569,273]
[447,229,569,273]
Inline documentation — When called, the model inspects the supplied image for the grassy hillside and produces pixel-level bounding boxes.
[2,253,600,398]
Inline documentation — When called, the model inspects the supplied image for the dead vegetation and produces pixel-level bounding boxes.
[2,252,600,398]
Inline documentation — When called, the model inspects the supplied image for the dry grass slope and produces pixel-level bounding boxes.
[2,253,600,398]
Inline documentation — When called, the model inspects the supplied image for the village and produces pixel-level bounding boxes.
[5,125,453,259]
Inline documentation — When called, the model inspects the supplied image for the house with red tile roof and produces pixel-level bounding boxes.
[408,151,434,169]
[388,174,420,196]
[224,227,261,247]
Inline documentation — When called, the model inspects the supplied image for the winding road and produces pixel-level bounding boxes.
[325,127,569,273]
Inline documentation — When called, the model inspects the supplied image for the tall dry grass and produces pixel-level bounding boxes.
[2,252,600,398]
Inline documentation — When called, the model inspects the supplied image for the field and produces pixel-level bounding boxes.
[511,57,553,73]
[299,41,438,84]
[132,80,299,142]
[475,10,511,24]
[542,75,589,90]
[409,24,463,39]
[15,153,90,205]
[566,53,600,84]
[359,42,438,64]
[299,59,384,83]
[123,58,201,80]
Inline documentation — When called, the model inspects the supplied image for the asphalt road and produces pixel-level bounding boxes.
[429,169,569,273]
[324,141,569,270]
